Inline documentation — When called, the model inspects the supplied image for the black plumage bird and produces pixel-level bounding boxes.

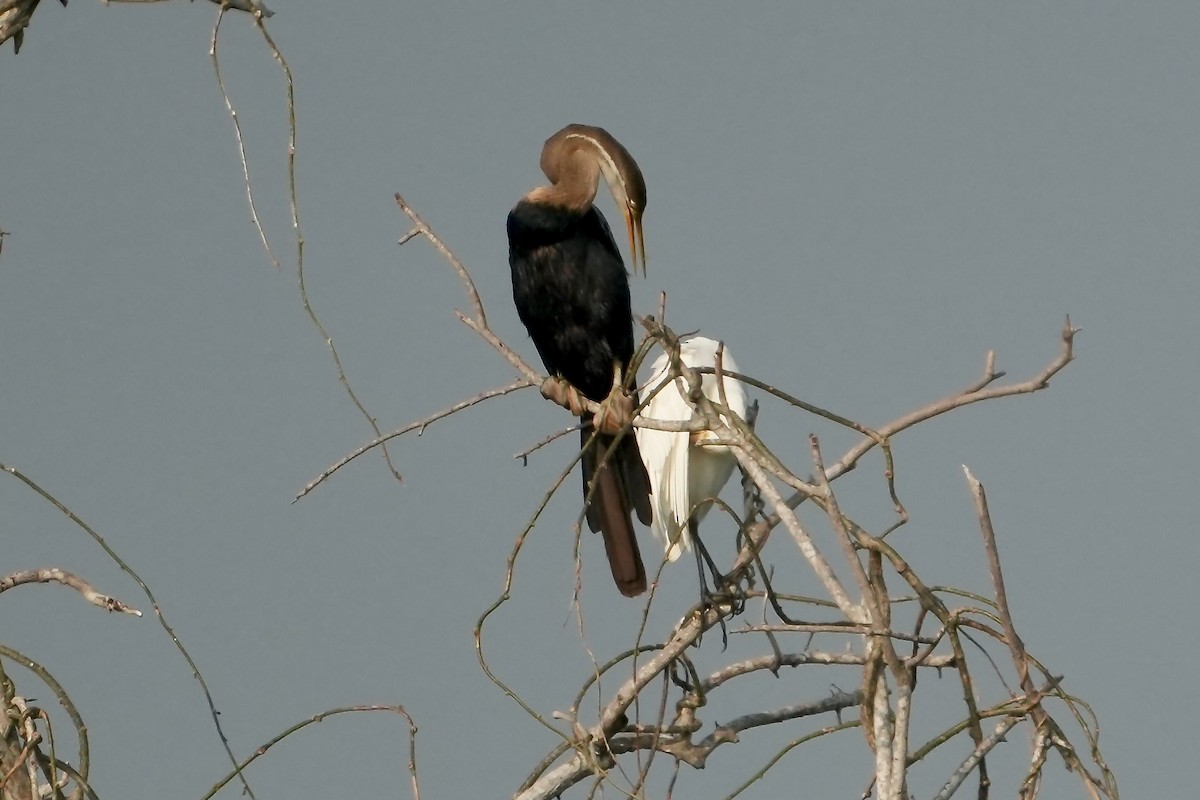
[507,124,653,597]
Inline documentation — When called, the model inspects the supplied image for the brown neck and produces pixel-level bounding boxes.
[526,149,601,212]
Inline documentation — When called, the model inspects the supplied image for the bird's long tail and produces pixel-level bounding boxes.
[581,425,653,597]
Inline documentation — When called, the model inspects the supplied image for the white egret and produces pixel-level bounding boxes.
[636,337,748,568]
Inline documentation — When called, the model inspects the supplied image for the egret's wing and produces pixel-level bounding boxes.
[635,419,673,552]
[637,353,694,561]
[661,395,693,561]
[638,338,750,563]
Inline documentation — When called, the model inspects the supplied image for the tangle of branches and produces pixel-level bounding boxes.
[290,186,1117,800]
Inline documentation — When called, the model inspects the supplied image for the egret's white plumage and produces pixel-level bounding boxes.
[636,337,748,563]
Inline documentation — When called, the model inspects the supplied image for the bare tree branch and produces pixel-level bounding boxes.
[296,379,533,500]
[0,568,141,616]
[199,705,420,800]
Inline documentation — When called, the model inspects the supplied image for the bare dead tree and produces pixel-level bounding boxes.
[4,4,1118,796]
[295,193,1118,800]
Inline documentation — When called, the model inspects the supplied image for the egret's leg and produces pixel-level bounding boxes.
[688,518,746,649]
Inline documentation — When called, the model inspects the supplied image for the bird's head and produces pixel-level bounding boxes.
[541,124,647,276]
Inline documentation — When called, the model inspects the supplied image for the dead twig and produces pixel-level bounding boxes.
[0,568,141,616]
[296,379,533,500]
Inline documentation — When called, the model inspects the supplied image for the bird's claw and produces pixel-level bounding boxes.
[541,377,590,416]
[691,577,747,651]
[593,389,635,436]
[704,577,747,617]
[540,377,634,434]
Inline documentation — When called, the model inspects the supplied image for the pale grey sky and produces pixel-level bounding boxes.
[3,2,1194,797]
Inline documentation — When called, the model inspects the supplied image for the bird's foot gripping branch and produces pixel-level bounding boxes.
[591,388,636,436]
[539,376,637,436]
[540,376,591,416]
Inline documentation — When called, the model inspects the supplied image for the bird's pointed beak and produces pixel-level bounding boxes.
[625,207,646,277]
